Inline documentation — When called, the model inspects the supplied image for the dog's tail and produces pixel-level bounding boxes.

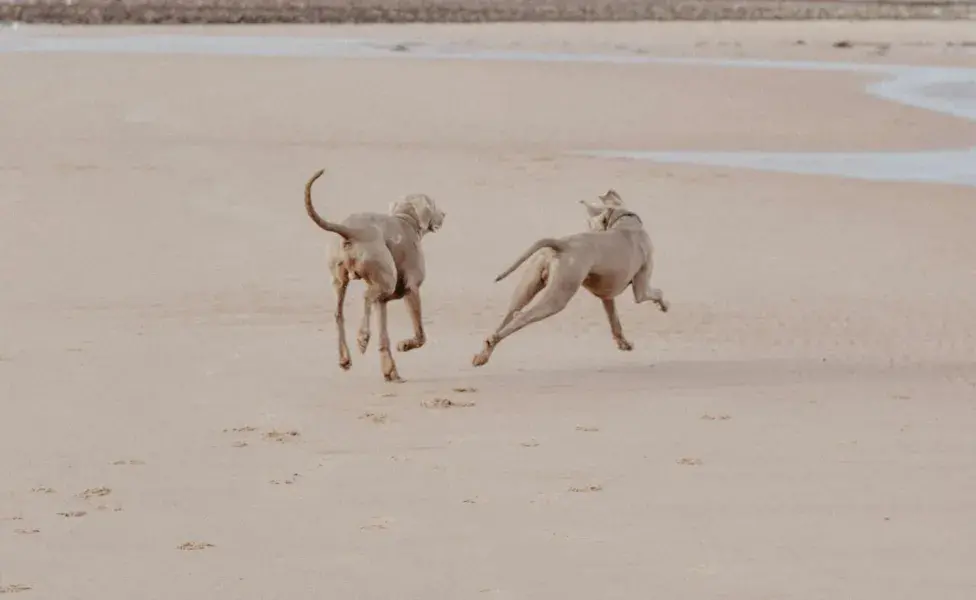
[304,169,358,241]
[494,238,568,282]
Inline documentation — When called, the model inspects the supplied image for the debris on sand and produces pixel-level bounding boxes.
[57,511,87,518]
[452,386,478,393]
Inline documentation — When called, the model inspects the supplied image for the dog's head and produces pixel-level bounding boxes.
[390,193,446,236]
[580,188,637,231]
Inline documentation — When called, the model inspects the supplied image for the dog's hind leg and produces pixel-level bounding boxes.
[601,298,633,351]
[632,261,669,313]
[397,289,426,352]
[377,299,402,382]
[333,272,352,370]
[473,273,581,367]
[497,259,548,331]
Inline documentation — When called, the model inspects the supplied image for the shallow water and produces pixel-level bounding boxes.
[2,31,974,186]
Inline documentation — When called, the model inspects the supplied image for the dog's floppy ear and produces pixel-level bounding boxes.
[390,197,422,225]
[579,199,605,217]
[409,194,435,230]
[598,189,625,207]
[393,194,440,233]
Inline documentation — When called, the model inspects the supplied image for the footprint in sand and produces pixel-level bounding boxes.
[78,487,111,500]
[223,426,257,433]
[56,511,87,518]
[30,486,55,494]
[0,584,32,594]
[520,440,540,448]
[421,398,475,409]
[263,429,300,442]
[452,386,477,393]
[575,425,599,432]
[177,541,214,551]
[111,459,146,466]
[568,484,603,493]
[360,517,394,531]
[223,426,259,446]
[700,414,732,421]
[270,473,301,485]
[359,411,389,424]
[14,528,40,535]
[677,457,704,466]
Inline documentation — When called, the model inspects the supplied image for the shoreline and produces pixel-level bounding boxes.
[2,0,975,25]
[4,26,974,186]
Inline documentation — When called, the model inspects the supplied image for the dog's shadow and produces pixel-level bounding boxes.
[408,357,962,394]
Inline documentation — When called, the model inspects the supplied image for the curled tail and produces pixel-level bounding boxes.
[495,238,568,282]
[304,168,358,241]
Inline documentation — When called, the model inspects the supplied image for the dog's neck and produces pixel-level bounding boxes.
[395,211,425,236]
[607,209,642,230]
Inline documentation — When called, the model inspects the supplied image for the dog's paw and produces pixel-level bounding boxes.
[616,338,634,352]
[357,332,371,354]
[658,300,670,313]
[397,338,425,353]
[339,356,352,370]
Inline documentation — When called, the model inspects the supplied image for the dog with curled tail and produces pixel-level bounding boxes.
[304,169,446,382]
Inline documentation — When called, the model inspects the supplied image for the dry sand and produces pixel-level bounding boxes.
[1,21,975,600]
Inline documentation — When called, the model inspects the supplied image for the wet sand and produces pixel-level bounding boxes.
[1,22,975,600]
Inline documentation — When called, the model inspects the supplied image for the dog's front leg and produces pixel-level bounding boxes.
[397,289,426,352]
[601,298,633,351]
[631,263,669,313]
[377,300,402,382]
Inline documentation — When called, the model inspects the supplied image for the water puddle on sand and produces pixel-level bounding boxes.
[1,30,974,186]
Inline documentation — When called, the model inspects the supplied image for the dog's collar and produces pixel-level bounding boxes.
[607,209,642,230]
[396,212,424,234]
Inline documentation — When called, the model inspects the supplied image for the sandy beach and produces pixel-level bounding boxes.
[1,21,975,599]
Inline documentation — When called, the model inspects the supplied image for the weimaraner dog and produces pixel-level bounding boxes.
[304,169,446,382]
[472,189,667,367]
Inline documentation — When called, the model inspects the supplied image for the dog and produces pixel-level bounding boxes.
[472,189,667,367]
[304,169,446,382]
